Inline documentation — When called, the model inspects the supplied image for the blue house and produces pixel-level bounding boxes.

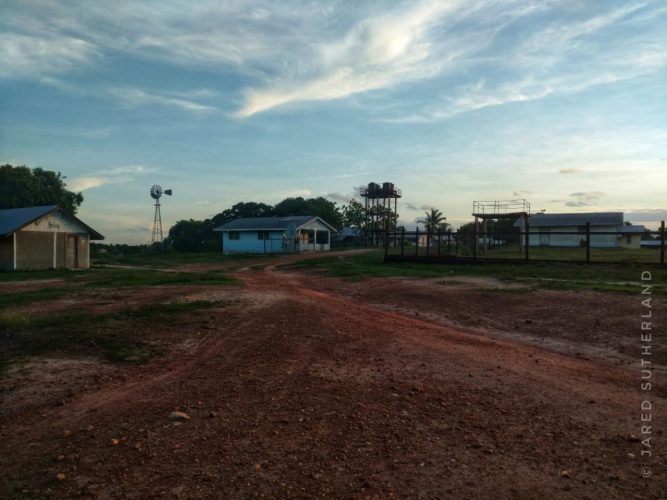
[213,216,336,254]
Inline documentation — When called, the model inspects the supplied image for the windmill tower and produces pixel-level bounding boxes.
[150,184,172,245]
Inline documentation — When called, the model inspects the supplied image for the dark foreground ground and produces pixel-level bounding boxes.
[0,251,664,498]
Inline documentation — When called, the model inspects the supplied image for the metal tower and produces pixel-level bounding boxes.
[150,184,172,245]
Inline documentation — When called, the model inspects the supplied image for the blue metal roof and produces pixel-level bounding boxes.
[620,224,647,234]
[0,205,104,239]
[0,205,58,237]
[214,216,336,232]
[514,212,624,227]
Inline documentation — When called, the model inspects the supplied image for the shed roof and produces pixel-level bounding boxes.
[620,224,647,233]
[514,212,624,227]
[214,216,336,232]
[0,205,104,239]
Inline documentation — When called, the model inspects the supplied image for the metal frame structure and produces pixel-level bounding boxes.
[471,199,530,258]
[150,184,172,245]
[360,182,402,246]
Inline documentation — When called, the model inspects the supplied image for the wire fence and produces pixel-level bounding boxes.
[382,221,666,265]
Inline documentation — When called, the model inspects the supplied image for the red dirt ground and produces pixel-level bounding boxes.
[0,254,664,499]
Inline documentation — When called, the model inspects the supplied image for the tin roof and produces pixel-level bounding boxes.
[0,205,104,239]
[214,216,336,232]
[620,224,647,233]
[514,212,624,227]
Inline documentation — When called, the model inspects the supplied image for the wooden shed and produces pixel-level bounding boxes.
[0,205,104,270]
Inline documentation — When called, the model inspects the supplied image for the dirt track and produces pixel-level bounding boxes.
[0,253,664,499]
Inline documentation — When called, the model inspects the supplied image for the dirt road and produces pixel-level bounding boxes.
[1,254,663,498]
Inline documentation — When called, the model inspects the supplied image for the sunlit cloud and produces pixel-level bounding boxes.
[108,88,217,114]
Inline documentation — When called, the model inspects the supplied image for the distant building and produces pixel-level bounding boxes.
[213,216,336,254]
[0,205,104,270]
[514,212,645,248]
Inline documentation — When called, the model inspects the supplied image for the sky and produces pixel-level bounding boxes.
[1,0,665,243]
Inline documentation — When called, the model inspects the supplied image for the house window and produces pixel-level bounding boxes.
[626,234,632,244]
[228,231,240,240]
[316,230,329,244]
[257,231,270,240]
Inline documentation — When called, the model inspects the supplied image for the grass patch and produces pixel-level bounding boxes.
[82,268,236,287]
[0,269,77,283]
[281,250,667,294]
[0,287,74,309]
[0,267,237,289]
[93,251,276,268]
[0,300,224,371]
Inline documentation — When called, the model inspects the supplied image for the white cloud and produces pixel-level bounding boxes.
[68,164,159,191]
[68,177,108,192]
[0,32,97,78]
[108,88,217,114]
[236,1,469,116]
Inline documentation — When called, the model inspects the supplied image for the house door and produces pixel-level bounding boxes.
[66,235,78,268]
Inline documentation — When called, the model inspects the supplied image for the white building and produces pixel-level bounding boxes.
[0,205,104,270]
[514,212,645,248]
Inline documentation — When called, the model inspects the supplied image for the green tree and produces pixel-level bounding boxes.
[273,196,342,228]
[419,208,446,232]
[212,202,274,226]
[341,199,366,230]
[0,164,83,213]
[168,219,218,252]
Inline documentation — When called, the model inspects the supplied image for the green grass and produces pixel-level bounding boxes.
[281,250,667,294]
[388,243,662,264]
[82,268,236,287]
[0,287,74,309]
[0,300,224,370]
[0,267,236,288]
[93,251,276,268]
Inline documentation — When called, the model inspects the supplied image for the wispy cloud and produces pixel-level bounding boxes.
[108,88,217,114]
[236,1,464,116]
[559,168,582,174]
[0,32,98,78]
[566,191,606,207]
[68,165,159,192]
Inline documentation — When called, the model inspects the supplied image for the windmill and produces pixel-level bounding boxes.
[150,184,172,245]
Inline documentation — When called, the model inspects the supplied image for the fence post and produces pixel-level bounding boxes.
[586,222,591,263]
[447,230,452,254]
[401,227,405,257]
[473,224,478,260]
[455,230,459,255]
[415,227,419,257]
[426,229,431,256]
[661,220,665,266]
[524,220,530,261]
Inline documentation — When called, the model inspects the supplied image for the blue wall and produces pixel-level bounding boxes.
[221,230,286,254]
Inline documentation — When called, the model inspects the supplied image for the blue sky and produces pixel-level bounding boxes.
[1,0,665,243]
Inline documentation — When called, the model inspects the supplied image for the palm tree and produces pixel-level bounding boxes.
[419,208,446,233]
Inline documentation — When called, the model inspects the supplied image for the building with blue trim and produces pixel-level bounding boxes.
[214,216,336,254]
